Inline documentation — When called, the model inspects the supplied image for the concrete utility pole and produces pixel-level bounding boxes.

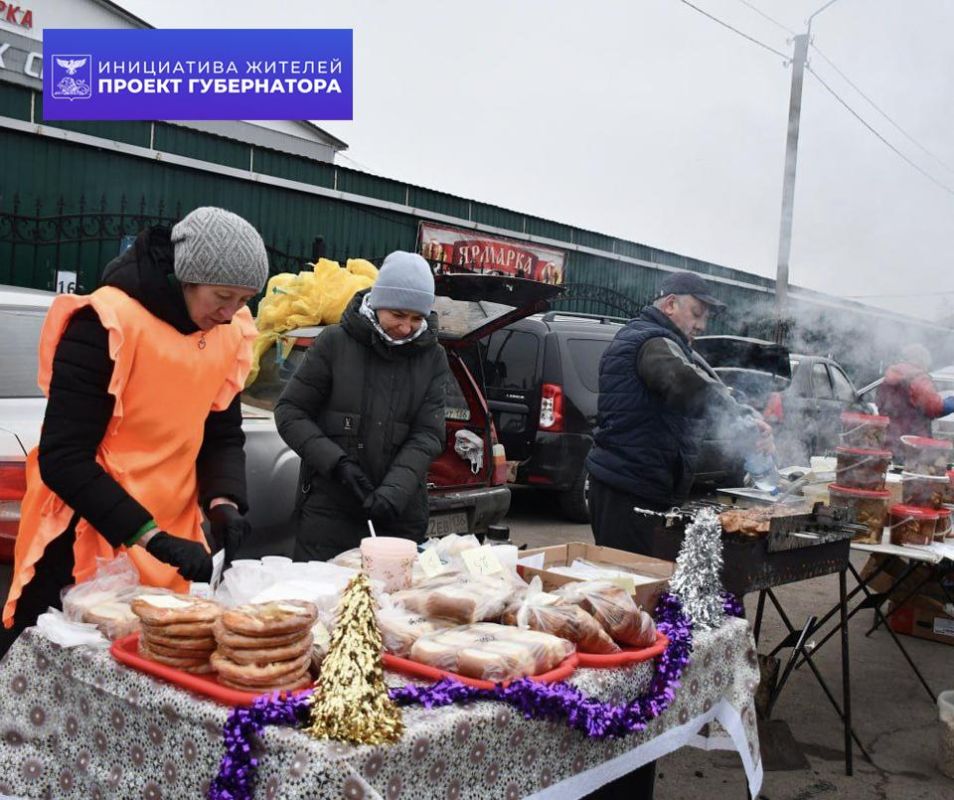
[773,33,809,343]
[773,0,845,344]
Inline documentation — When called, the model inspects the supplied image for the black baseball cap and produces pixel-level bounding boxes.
[656,271,727,311]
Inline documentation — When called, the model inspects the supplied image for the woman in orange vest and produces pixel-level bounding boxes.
[0,206,267,657]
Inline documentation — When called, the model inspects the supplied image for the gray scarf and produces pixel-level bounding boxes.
[359,294,428,346]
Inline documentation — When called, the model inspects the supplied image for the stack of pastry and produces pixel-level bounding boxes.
[211,600,318,693]
[131,594,222,673]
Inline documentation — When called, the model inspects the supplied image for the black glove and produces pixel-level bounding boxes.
[207,503,251,566]
[146,531,213,582]
[333,456,375,504]
[362,492,399,523]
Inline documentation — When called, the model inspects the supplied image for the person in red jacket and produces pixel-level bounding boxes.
[877,344,954,452]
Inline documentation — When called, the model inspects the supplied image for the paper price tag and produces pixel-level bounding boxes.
[461,545,503,577]
[608,575,637,595]
[418,548,445,578]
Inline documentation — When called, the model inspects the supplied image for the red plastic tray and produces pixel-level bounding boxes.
[382,652,579,690]
[110,633,312,707]
[575,631,669,668]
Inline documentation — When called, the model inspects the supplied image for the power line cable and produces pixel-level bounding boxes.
[844,290,954,299]
[806,64,954,199]
[679,0,789,60]
[733,0,796,35]
[810,42,954,178]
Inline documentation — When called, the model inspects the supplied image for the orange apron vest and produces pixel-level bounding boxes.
[3,286,256,626]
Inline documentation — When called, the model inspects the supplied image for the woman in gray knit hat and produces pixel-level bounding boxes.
[275,251,451,560]
[1,207,269,657]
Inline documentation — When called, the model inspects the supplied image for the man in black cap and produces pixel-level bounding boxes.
[585,270,773,556]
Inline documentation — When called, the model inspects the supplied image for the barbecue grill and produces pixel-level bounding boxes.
[642,501,866,595]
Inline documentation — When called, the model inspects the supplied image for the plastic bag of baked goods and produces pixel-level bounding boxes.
[389,571,462,613]
[501,577,619,654]
[410,622,573,681]
[422,575,517,624]
[330,547,363,571]
[376,601,453,657]
[61,554,144,640]
[555,580,657,647]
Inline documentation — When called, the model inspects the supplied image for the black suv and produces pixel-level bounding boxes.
[469,311,621,521]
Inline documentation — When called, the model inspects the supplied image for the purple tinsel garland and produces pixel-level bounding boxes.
[208,592,702,799]
[208,688,313,800]
[723,592,745,619]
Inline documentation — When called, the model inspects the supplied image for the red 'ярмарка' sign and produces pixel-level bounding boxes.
[419,222,566,285]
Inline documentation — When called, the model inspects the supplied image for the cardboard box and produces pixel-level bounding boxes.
[861,556,948,605]
[517,542,674,612]
[888,595,954,646]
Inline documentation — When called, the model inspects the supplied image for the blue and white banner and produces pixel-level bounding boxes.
[43,29,352,121]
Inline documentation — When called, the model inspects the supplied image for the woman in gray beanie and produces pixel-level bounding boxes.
[1,207,269,657]
[275,251,451,560]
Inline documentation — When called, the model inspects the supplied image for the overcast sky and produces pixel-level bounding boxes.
[122,0,954,321]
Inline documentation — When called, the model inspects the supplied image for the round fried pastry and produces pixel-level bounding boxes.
[216,633,312,665]
[131,594,221,626]
[144,639,215,659]
[210,650,311,686]
[142,630,216,651]
[215,669,311,694]
[138,641,211,669]
[141,619,215,638]
[212,617,313,649]
[220,600,317,637]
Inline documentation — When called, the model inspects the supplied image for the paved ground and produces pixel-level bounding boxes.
[506,488,954,800]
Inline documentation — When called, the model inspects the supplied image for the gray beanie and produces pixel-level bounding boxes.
[368,251,435,316]
[171,207,269,291]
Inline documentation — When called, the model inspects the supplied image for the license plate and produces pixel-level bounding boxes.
[427,511,469,537]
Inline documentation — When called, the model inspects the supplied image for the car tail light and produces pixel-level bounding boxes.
[763,392,784,424]
[0,460,27,562]
[539,383,564,432]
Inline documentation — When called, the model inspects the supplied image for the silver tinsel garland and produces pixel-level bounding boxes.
[669,507,727,630]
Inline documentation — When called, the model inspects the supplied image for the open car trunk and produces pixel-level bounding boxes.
[694,335,793,409]
[427,274,562,490]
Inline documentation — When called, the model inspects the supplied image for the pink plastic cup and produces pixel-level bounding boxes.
[360,537,417,592]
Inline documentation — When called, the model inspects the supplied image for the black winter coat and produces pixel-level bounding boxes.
[37,227,249,550]
[274,290,449,560]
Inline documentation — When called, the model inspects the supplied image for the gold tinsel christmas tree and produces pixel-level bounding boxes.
[305,573,404,745]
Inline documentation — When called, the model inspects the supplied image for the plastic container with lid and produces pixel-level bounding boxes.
[888,504,939,547]
[840,412,890,450]
[828,484,890,543]
[900,436,953,477]
[835,447,891,490]
[901,471,950,509]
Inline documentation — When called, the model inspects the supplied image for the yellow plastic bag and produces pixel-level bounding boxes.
[245,258,380,387]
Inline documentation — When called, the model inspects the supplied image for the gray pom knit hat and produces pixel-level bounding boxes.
[171,207,269,291]
[368,251,435,316]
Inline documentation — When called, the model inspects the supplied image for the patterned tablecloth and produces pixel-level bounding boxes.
[0,618,762,800]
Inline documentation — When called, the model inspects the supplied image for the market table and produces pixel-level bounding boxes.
[0,618,762,800]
